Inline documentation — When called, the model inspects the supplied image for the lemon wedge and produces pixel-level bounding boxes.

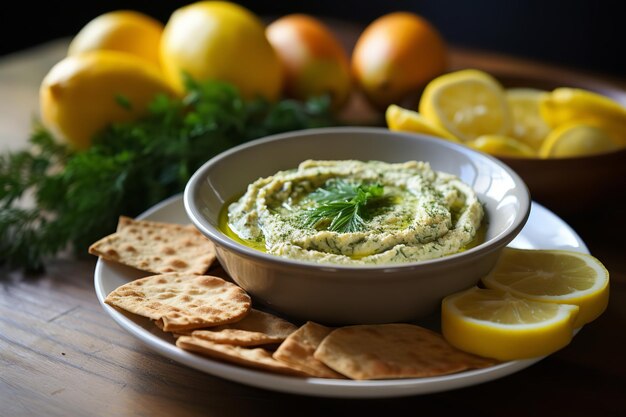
[540,88,626,148]
[385,104,460,142]
[482,248,610,327]
[467,134,536,158]
[506,88,551,150]
[540,87,626,128]
[419,69,512,141]
[539,123,619,158]
[442,287,578,361]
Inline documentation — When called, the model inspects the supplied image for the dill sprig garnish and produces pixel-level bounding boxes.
[303,179,385,233]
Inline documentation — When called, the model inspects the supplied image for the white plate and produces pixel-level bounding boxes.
[94,194,588,398]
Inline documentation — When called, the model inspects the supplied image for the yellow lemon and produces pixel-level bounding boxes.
[467,134,536,158]
[442,287,578,361]
[419,69,512,142]
[482,248,610,327]
[539,123,620,158]
[68,10,164,68]
[385,104,460,142]
[506,88,551,150]
[40,51,176,150]
[160,1,282,101]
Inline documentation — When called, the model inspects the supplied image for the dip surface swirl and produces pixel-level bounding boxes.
[227,160,484,265]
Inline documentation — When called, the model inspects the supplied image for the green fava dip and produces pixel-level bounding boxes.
[224,160,484,265]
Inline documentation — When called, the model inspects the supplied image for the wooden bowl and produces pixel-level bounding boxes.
[338,46,626,215]
[499,149,626,214]
[489,68,626,215]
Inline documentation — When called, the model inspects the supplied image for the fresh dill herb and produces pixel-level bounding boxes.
[0,78,336,272]
[303,179,385,233]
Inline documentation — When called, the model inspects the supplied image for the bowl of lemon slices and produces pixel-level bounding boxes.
[386,69,626,213]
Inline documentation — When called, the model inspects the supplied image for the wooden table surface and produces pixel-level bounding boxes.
[2,37,626,417]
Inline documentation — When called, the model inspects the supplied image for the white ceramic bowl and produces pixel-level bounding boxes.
[184,127,530,324]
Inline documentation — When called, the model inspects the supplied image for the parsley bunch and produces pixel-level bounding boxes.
[0,78,335,272]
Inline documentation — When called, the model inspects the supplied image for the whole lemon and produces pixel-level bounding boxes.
[68,10,164,68]
[40,51,176,150]
[352,12,447,110]
[160,1,282,101]
[266,14,351,109]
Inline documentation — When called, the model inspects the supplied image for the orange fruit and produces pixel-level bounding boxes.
[351,12,447,110]
[266,14,351,109]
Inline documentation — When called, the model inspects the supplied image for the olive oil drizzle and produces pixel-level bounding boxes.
[219,194,487,258]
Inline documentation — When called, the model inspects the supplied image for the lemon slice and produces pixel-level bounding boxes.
[482,248,610,327]
[442,287,578,361]
[385,104,460,142]
[419,69,512,141]
[506,88,551,150]
[540,87,626,129]
[539,123,620,158]
[467,134,536,158]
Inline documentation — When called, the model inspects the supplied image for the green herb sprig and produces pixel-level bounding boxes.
[0,78,336,272]
[303,180,385,233]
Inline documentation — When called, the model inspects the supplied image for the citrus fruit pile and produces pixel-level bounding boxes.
[441,248,609,360]
[41,2,285,150]
[387,69,626,159]
[40,2,449,150]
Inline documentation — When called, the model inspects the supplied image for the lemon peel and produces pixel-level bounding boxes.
[539,123,619,158]
[540,87,626,128]
[385,104,460,142]
[467,134,536,158]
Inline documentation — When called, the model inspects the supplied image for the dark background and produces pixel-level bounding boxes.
[1,0,624,76]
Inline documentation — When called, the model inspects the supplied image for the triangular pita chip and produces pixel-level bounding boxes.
[105,273,251,331]
[314,323,497,380]
[176,336,307,377]
[273,322,346,378]
[89,216,216,275]
[185,309,297,346]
